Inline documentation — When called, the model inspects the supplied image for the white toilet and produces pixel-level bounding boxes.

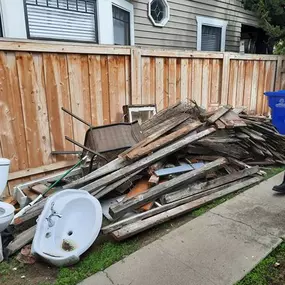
[0,158,15,262]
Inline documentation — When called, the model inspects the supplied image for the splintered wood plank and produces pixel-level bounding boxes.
[207,106,231,124]
[192,59,202,105]
[176,58,181,102]
[168,58,176,106]
[243,60,253,108]
[236,60,246,107]
[67,54,91,145]
[149,57,156,104]
[108,56,119,123]
[111,176,263,240]
[142,57,151,104]
[89,55,104,126]
[228,60,238,107]
[249,60,259,114]
[101,55,110,124]
[155,57,164,110]
[125,56,131,105]
[43,53,74,161]
[109,157,227,218]
[163,58,169,108]
[16,52,52,168]
[126,121,203,160]
[180,58,188,102]
[256,61,265,115]
[81,128,216,193]
[0,52,28,172]
[201,59,210,109]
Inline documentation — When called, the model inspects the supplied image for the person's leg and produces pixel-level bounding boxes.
[272,172,285,192]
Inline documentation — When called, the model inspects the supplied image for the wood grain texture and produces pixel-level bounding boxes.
[89,55,104,126]
[44,53,74,160]
[0,52,28,171]
[67,54,91,146]
[16,52,52,168]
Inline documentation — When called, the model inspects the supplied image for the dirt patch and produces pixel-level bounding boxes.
[1,258,57,285]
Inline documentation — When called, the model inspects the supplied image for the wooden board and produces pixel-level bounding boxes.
[111,176,263,240]
[109,158,227,218]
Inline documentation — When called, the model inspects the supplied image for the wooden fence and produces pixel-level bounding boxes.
[0,39,285,196]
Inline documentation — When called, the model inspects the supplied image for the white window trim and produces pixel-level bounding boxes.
[148,0,170,27]
[97,0,134,45]
[196,16,228,52]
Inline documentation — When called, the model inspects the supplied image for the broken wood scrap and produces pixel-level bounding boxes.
[215,120,226,129]
[6,226,36,257]
[80,128,216,193]
[119,113,190,158]
[240,128,265,142]
[207,106,232,124]
[219,110,247,128]
[110,176,263,240]
[163,166,259,204]
[109,158,228,218]
[196,141,249,159]
[148,174,159,185]
[92,170,142,199]
[186,155,222,161]
[125,121,203,161]
[102,175,262,235]
[63,157,127,190]
[125,179,153,211]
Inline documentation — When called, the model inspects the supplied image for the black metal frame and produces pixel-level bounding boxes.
[23,0,99,43]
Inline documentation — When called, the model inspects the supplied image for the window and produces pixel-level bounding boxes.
[196,16,228,52]
[148,0,169,27]
[112,5,130,45]
[24,0,98,42]
[97,0,134,45]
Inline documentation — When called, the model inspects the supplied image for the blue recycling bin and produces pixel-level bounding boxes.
[264,90,285,135]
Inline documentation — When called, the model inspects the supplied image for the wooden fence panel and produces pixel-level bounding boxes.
[44,53,74,161]
[0,52,28,172]
[0,40,284,196]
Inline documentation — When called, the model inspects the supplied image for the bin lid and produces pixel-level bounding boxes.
[264,90,285,97]
[0,158,10,166]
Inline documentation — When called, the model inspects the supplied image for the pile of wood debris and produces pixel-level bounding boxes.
[7,102,285,255]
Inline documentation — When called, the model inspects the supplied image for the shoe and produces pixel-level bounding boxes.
[273,182,285,192]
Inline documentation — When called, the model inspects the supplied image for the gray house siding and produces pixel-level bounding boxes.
[133,0,258,52]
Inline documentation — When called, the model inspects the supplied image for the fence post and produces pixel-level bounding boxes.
[131,47,142,104]
[221,53,230,105]
[275,57,283,91]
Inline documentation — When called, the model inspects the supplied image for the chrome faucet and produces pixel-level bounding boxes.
[46,202,62,227]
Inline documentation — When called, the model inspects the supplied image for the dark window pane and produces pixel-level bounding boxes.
[112,5,130,45]
[151,0,164,23]
[201,25,222,51]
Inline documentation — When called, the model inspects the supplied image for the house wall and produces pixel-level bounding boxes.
[133,0,258,51]
[0,0,27,38]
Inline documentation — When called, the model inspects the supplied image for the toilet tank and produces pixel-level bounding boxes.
[0,158,10,196]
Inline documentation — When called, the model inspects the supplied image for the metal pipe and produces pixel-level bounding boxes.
[65,136,107,161]
[61,107,92,127]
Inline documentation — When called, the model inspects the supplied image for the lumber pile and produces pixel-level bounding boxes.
[14,101,285,244]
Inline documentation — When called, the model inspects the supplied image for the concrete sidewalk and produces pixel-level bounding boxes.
[80,172,285,285]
